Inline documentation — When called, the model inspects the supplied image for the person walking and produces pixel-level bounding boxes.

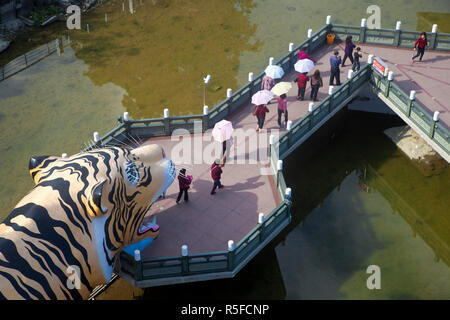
[310,70,323,102]
[298,50,316,63]
[277,93,288,128]
[261,75,276,104]
[295,72,309,101]
[253,104,270,131]
[210,158,225,195]
[412,32,428,63]
[261,75,275,91]
[176,168,193,204]
[352,47,362,71]
[329,50,342,86]
[342,36,356,67]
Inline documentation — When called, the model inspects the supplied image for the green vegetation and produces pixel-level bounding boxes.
[29,5,62,26]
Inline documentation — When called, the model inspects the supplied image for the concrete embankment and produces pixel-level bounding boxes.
[384,126,448,176]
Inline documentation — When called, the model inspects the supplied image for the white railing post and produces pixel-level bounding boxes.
[248,72,254,82]
[286,120,293,131]
[258,213,265,224]
[433,111,440,122]
[289,42,294,52]
[328,86,334,95]
[348,70,354,79]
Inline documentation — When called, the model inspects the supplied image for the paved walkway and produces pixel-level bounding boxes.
[346,43,450,129]
[140,42,450,259]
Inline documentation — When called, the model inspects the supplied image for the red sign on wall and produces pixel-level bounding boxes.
[373,57,387,76]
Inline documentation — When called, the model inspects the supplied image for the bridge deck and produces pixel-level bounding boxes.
[139,42,450,260]
[353,44,450,129]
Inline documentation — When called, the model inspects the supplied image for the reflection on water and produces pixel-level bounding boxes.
[0,47,127,220]
[71,0,262,118]
[278,110,449,299]
[1,0,450,221]
[276,170,450,299]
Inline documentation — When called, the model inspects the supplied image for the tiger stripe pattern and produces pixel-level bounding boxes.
[0,143,175,300]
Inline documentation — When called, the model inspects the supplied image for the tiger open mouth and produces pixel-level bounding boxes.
[136,159,175,236]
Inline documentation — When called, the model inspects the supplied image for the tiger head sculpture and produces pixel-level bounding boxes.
[0,143,175,300]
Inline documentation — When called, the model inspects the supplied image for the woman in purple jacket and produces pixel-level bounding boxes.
[342,36,356,67]
[176,168,193,203]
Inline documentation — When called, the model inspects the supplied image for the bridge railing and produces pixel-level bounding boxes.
[119,201,291,282]
[369,70,450,155]
[331,23,450,51]
[273,63,372,160]
[0,35,70,81]
[78,21,449,283]
[85,23,333,149]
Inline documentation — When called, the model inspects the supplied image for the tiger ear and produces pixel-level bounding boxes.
[29,156,52,184]
[86,181,108,218]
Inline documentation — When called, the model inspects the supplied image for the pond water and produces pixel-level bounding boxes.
[1,0,449,221]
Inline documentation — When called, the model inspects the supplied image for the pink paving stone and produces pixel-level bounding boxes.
[140,42,449,260]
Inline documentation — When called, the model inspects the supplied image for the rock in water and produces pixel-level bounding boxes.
[384,125,447,176]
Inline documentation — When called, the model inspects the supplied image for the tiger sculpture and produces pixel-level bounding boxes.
[0,143,176,299]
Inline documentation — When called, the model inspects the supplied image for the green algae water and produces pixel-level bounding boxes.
[0,0,449,299]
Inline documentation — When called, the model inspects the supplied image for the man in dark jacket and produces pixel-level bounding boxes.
[210,157,225,195]
[329,50,342,86]
[176,168,193,203]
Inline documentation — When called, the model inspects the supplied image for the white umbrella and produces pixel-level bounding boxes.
[264,65,285,79]
[251,90,274,105]
[294,58,315,73]
[212,120,234,143]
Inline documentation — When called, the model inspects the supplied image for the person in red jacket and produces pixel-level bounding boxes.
[176,168,193,203]
[210,157,225,195]
[253,104,270,131]
[411,32,428,63]
[295,72,309,101]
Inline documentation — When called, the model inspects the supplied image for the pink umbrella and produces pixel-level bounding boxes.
[212,120,234,143]
[251,90,274,105]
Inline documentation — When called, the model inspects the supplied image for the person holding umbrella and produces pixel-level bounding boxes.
[293,58,314,100]
[263,64,284,104]
[212,120,234,159]
[271,81,292,129]
[295,72,309,101]
[298,50,316,63]
[253,104,270,131]
[251,90,273,131]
